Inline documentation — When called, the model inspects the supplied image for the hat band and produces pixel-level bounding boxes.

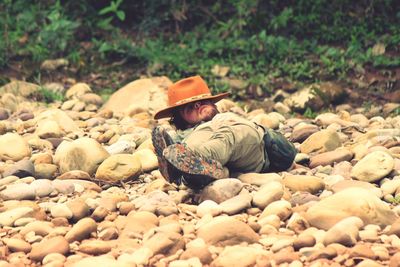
[173,93,212,105]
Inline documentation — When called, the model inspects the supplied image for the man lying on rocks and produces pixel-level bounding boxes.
[152,75,297,189]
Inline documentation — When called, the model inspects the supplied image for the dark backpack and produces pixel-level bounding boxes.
[263,129,297,172]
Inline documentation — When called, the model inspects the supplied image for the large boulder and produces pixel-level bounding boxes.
[0,81,39,98]
[0,81,42,112]
[54,137,110,175]
[0,133,31,161]
[305,188,397,230]
[102,77,171,116]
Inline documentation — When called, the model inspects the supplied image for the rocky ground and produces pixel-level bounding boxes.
[0,77,400,267]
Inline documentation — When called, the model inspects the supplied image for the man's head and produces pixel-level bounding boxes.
[178,99,218,125]
[154,76,229,128]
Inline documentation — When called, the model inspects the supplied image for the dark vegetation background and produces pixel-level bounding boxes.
[0,0,399,112]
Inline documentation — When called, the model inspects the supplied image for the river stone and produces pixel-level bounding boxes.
[290,123,320,143]
[34,109,82,134]
[0,80,39,99]
[260,200,292,220]
[1,93,18,112]
[30,179,54,197]
[199,179,243,204]
[252,181,284,209]
[284,82,345,111]
[95,154,142,183]
[54,137,110,175]
[66,199,90,222]
[3,238,32,253]
[65,218,97,242]
[309,149,354,168]
[293,235,316,251]
[31,153,53,166]
[66,179,102,192]
[283,175,325,194]
[300,130,342,154]
[20,220,54,236]
[197,200,222,217]
[305,188,397,230]
[132,148,158,172]
[331,180,382,198]
[197,216,259,246]
[65,82,92,99]
[238,172,282,186]
[323,216,363,247]
[102,77,171,116]
[57,170,91,180]
[351,151,394,182]
[219,193,252,215]
[0,183,36,200]
[51,204,73,219]
[35,119,64,138]
[212,245,266,267]
[0,175,19,187]
[70,256,124,267]
[0,207,33,226]
[34,163,58,179]
[120,211,159,238]
[2,159,35,178]
[381,179,400,196]
[105,140,135,155]
[143,231,185,256]
[179,239,212,264]
[79,93,103,106]
[251,113,281,129]
[78,240,112,255]
[0,108,10,120]
[30,236,70,262]
[52,179,75,194]
[0,133,31,161]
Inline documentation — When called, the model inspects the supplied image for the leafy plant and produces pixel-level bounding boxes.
[97,0,126,30]
[37,86,65,103]
[303,107,318,119]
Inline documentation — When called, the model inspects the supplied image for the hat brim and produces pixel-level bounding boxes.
[154,92,230,120]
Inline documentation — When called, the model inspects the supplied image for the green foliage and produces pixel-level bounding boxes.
[37,86,65,103]
[97,0,126,30]
[391,107,400,116]
[0,0,399,95]
[303,107,318,119]
[0,0,79,64]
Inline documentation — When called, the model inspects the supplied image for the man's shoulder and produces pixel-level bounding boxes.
[210,112,258,128]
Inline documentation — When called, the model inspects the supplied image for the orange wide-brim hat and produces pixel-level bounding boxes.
[154,75,230,120]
